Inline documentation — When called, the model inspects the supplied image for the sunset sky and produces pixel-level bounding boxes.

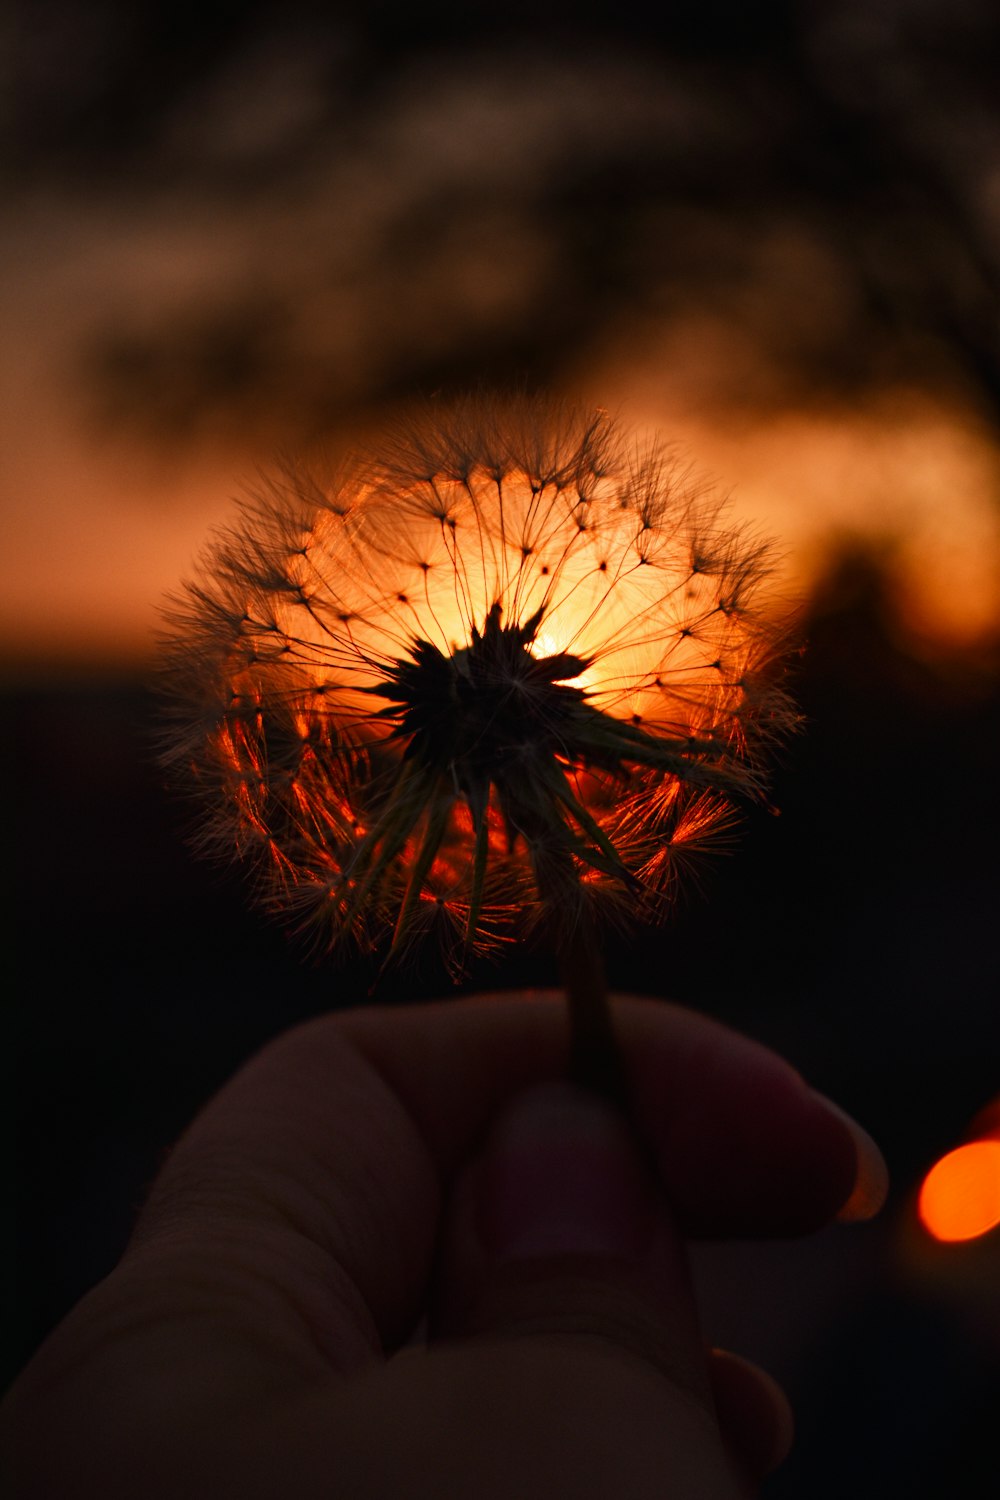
[3,222,999,672]
[5,1,1000,674]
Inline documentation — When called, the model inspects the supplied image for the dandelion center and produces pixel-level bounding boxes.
[374,602,591,785]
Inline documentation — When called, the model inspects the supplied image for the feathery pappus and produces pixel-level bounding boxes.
[160,397,795,977]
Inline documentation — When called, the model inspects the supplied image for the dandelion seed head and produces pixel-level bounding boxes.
[160,396,796,973]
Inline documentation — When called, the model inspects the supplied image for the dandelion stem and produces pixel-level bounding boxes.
[557,925,628,1107]
[530,834,629,1106]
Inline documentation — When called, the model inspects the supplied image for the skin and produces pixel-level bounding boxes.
[0,993,887,1499]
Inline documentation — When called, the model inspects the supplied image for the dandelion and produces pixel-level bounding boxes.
[160,396,794,1091]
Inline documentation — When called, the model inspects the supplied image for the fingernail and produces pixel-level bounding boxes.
[477,1082,654,1260]
[811,1092,890,1222]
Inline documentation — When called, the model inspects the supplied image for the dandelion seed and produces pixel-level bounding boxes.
[160,396,795,1090]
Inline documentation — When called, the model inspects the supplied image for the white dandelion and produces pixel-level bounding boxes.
[160,396,795,1088]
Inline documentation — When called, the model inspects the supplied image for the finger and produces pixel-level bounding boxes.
[336,992,884,1234]
[2,995,875,1499]
[231,1082,751,1500]
[432,1082,792,1489]
[126,992,879,1361]
[433,1081,711,1397]
[11,995,883,1416]
[709,1349,795,1483]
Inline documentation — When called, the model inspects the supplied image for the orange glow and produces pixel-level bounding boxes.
[3,369,1000,672]
[609,381,1000,649]
[918,1140,1000,1243]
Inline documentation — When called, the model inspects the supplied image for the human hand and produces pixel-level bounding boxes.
[1,993,887,1499]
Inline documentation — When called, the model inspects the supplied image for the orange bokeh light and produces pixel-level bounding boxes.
[918,1140,1000,1243]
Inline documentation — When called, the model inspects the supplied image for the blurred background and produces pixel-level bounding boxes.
[5,1,1000,1491]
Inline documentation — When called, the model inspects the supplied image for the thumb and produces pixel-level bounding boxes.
[433,1082,791,1488]
[435,1082,705,1387]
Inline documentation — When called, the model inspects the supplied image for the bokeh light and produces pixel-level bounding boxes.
[918,1140,1000,1243]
